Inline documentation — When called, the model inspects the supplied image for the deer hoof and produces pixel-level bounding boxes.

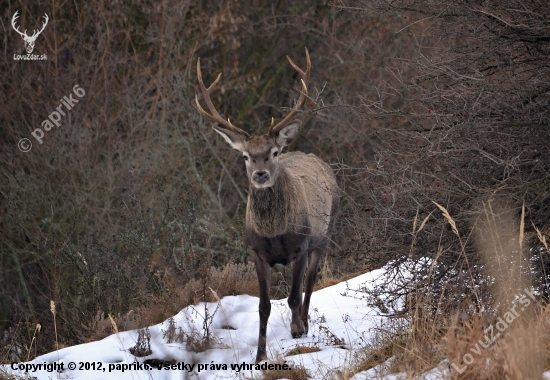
[291,322,305,338]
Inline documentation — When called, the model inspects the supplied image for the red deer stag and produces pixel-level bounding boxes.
[195,49,339,363]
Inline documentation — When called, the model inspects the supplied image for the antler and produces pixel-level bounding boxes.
[30,14,49,39]
[195,58,250,138]
[11,12,48,40]
[11,11,27,38]
[268,48,311,136]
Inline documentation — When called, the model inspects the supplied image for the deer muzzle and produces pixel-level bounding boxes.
[253,171,270,185]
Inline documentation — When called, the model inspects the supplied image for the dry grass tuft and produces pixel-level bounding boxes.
[84,261,258,343]
[285,345,321,356]
[438,200,549,378]
[315,258,364,290]
[256,355,310,380]
[355,342,397,373]
[349,198,550,379]
[533,222,550,254]
[0,322,41,364]
[0,372,30,380]
[443,305,550,379]
[178,261,260,306]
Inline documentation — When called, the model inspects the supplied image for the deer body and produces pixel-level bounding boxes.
[247,151,336,239]
[247,151,339,361]
[195,49,339,362]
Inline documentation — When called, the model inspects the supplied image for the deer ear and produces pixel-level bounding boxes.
[213,126,246,151]
[276,121,301,147]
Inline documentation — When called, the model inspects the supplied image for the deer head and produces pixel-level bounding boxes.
[12,11,49,54]
[195,49,311,189]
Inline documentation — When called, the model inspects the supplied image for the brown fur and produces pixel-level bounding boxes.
[248,170,297,238]
[247,151,337,238]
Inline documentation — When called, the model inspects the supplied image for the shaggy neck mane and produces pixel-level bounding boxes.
[249,169,296,238]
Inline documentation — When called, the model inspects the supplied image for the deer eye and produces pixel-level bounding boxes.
[243,155,249,161]
[273,151,279,157]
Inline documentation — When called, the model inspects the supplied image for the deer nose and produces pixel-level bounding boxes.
[253,171,270,184]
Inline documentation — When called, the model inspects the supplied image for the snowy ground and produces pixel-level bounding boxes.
[5,261,550,379]
[2,266,403,380]
[10,263,550,380]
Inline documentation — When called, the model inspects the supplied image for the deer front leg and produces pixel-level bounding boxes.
[300,248,324,335]
[254,254,272,363]
[288,251,308,338]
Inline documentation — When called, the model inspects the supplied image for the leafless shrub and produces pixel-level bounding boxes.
[332,0,550,312]
[352,318,409,375]
[2,0,408,358]
[161,317,185,344]
[129,327,152,357]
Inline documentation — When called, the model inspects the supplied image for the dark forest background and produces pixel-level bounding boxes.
[1,0,549,374]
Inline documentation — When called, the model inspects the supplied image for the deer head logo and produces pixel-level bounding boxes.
[11,11,49,54]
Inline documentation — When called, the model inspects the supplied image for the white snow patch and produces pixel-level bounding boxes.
[0,259,445,380]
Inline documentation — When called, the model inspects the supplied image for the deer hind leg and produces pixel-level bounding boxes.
[288,252,308,338]
[254,254,272,363]
[300,245,325,335]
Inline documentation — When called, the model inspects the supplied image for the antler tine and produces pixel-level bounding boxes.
[11,11,26,37]
[268,48,311,136]
[195,58,250,137]
[36,14,49,36]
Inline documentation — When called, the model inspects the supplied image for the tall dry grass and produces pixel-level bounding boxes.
[353,199,550,378]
